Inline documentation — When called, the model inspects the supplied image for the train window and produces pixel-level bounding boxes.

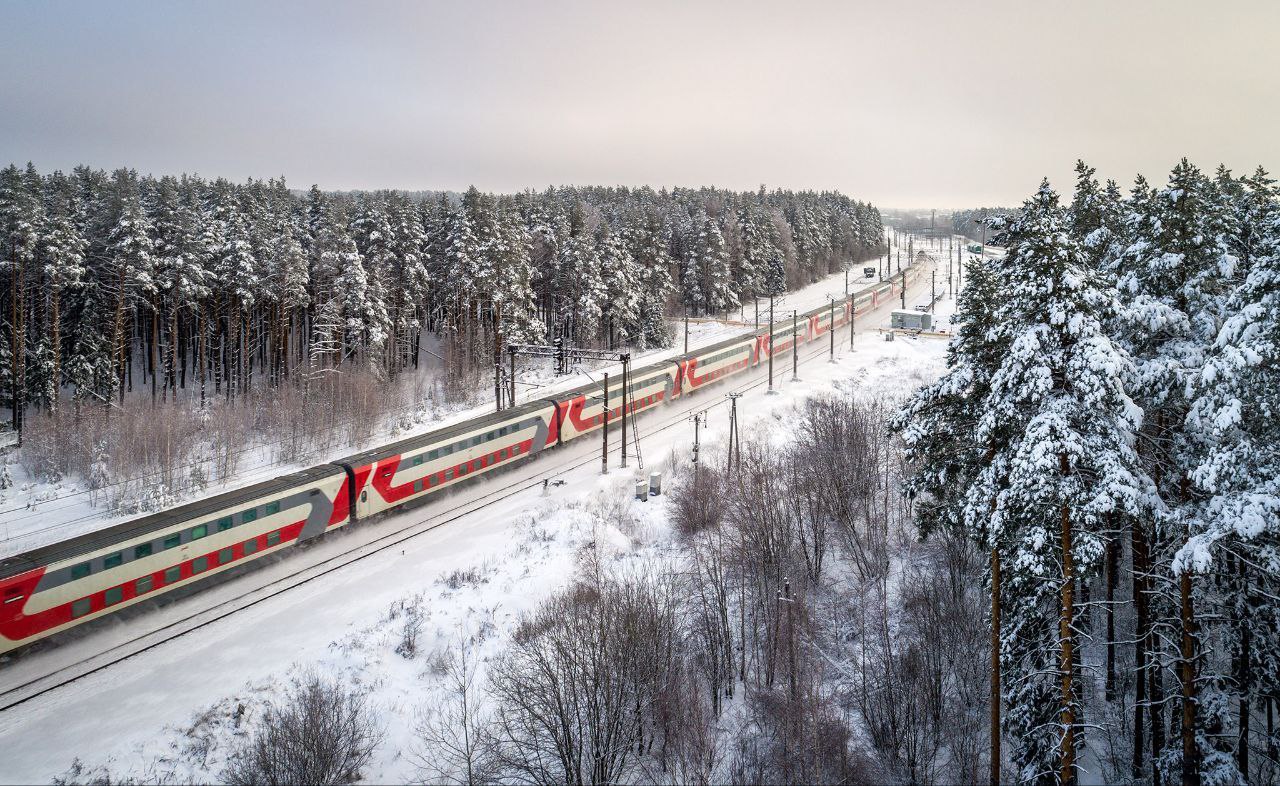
[136,576,153,594]
[192,557,208,574]
[264,502,280,516]
[164,533,181,550]
[191,525,208,540]
[104,552,123,570]
[444,469,454,480]
[71,562,91,580]
[217,516,233,532]
[219,548,234,565]
[134,543,153,559]
[428,449,439,460]
[413,479,423,493]
[267,531,282,547]
[412,455,423,466]
[244,539,258,555]
[72,598,91,618]
[165,566,181,584]
[243,508,258,523]
[105,587,123,606]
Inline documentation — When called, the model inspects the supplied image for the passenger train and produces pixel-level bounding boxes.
[0,273,915,657]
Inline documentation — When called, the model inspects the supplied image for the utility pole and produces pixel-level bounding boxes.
[767,293,775,394]
[931,270,937,313]
[691,410,702,468]
[900,267,907,310]
[601,371,609,474]
[684,308,689,355]
[791,310,799,382]
[620,354,630,469]
[849,293,856,349]
[829,299,835,361]
[493,301,503,413]
[508,346,517,407]
[826,295,837,362]
[754,296,759,329]
[726,393,742,477]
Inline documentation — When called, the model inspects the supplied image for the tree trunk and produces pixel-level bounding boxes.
[49,283,60,416]
[1059,486,1076,786]
[1236,557,1250,777]
[1133,517,1148,782]
[1105,530,1118,703]
[149,306,158,404]
[9,252,22,430]
[1181,569,1200,785]
[991,545,1001,786]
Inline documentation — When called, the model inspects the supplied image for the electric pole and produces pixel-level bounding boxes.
[791,310,799,382]
[849,293,856,349]
[691,410,703,469]
[601,371,609,474]
[931,270,936,312]
[726,393,742,477]
[900,267,906,310]
[493,301,503,413]
[620,354,629,469]
[767,293,775,394]
[826,295,837,362]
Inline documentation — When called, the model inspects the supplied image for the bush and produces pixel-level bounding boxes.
[221,671,382,786]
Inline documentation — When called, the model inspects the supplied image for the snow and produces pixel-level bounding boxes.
[0,242,956,783]
[0,252,919,559]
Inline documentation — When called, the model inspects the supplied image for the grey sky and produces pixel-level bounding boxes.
[2,0,1276,208]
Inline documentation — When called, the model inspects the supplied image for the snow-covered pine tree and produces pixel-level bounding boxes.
[625,207,673,349]
[106,177,156,404]
[218,206,258,396]
[335,229,386,369]
[36,174,87,413]
[698,215,737,316]
[556,201,604,345]
[491,198,541,349]
[0,164,44,428]
[1070,160,1124,273]
[270,221,308,381]
[972,180,1150,785]
[596,224,640,348]
[1113,159,1240,784]
[1182,170,1280,786]
[387,192,429,372]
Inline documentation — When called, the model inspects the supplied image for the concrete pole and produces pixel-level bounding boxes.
[601,371,609,475]
[767,294,775,394]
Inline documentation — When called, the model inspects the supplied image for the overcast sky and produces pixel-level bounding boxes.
[2,0,1277,208]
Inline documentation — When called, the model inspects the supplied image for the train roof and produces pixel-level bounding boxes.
[331,396,559,469]
[0,464,345,580]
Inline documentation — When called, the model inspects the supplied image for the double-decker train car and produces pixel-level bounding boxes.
[0,466,351,652]
[0,268,922,657]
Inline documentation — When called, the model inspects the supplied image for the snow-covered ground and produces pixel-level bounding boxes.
[0,237,954,559]
[0,252,957,783]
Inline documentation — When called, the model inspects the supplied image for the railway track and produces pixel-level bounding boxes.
[0,266,938,713]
